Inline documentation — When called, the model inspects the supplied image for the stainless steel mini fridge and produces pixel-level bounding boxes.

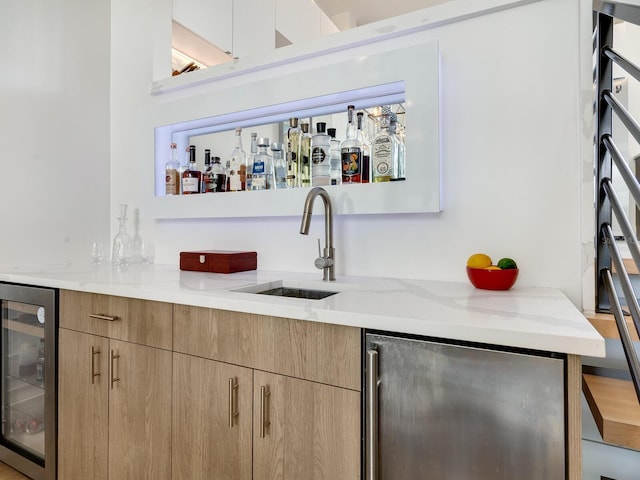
[365,332,566,480]
[0,282,57,480]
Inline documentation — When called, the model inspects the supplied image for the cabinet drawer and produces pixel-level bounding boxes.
[60,290,172,350]
[173,305,361,391]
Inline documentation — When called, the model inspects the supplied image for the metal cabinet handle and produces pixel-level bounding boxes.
[259,385,271,438]
[110,350,120,389]
[366,349,380,480]
[89,313,119,322]
[229,377,239,428]
[91,346,101,384]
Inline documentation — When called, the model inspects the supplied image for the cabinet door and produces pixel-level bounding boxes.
[108,340,172,480]
[58,329,109,480]
[172,353,253,480]
[254,371,361,480]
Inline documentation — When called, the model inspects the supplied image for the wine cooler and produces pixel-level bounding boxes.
[0,282,57,480]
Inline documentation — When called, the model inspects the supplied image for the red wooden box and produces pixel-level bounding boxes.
[179,250,257,274]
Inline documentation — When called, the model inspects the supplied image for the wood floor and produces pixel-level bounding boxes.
[0,462,30,480]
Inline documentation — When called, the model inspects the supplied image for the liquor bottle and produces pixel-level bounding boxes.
[165,143,180,195]
[357,112,370,183]
[210,156,227,192]
[287,117,302,187]
[202,149,213,192]
[246,132,258,191]
[327,128,342,186]
[372,108,397,183]
[180,146,190,194]
[182,145,202,194]
[271,142,288,189]
[341,105,363,184]
[390,114,406,180]
[311,122,331,186]
[250,138,273,190]
[299,122,312,187]
[227,128,246,192]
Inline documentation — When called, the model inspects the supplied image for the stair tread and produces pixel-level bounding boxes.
[584,311,639,341]
[583,373,640,450]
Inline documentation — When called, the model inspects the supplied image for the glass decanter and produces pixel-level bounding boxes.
[111,204,131,265]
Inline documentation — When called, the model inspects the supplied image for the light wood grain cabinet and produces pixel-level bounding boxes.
[58,291,172,480]
[58,329,109,480]
[252,371,361,480]
[172,353,253,480]
[58,293,361,479]
[172,306,362,480]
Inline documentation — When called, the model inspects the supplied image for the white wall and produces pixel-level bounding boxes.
[0,0,111,266]
[111,0,593,308]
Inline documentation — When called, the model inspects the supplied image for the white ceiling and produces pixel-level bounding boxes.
[313,0,454,27]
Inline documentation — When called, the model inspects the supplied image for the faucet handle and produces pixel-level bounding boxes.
[314,238,334,270]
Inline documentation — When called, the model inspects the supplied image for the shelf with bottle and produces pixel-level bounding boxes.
[5,403,45,457]
[150,41,440,218]
[161,102,406,197]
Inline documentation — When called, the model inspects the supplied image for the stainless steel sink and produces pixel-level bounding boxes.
[232,280,345,300]
[255,287,338,300]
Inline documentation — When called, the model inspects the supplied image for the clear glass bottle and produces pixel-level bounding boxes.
[357,112,371,183]
[390,114,406,180]
[287,118,302,188]
[300,123,312,187]
[271,142,288,189]
[111,204,131,265]
[182,145,201,194]
[327,128,342,186]
[311,122,331,186]
[165,143,180,195]
[372,108,397,183]
[245,132,258,191]
[130,208,143,263]
[250,138,273,190]
[180,146,190,194]
[202,149,213,192]
[210,156,227,192]
[227,128,246,192]
[341,105,363,184]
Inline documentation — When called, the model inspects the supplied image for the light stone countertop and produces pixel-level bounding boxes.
[0,263,605,357]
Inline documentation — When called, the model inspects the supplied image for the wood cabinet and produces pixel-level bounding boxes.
[172,306,362,480]
[57,291,172,480]
[58,292,362,479]
[252,371,360,480]
[172,353,253,480]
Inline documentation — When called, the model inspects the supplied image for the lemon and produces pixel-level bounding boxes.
[467,253,492,269]
[497,258,517,270]
[485,266,502,271]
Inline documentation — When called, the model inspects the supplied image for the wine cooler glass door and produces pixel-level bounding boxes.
[1,299,46,464]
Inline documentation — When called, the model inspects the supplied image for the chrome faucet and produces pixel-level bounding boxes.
[300,187,335,281]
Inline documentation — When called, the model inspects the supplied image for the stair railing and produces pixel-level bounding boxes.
[594,0,640,403]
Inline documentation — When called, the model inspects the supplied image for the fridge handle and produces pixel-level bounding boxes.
[366,349,379,480]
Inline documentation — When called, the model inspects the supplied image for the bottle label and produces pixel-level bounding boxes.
[165,169,179,195]
[252,161,265,175]
[312,146,328,165]
[211,173,227,192]
[341,147,362,183]
[373,137,392,176]
[228,173,242,191]
[182,177,199,193]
